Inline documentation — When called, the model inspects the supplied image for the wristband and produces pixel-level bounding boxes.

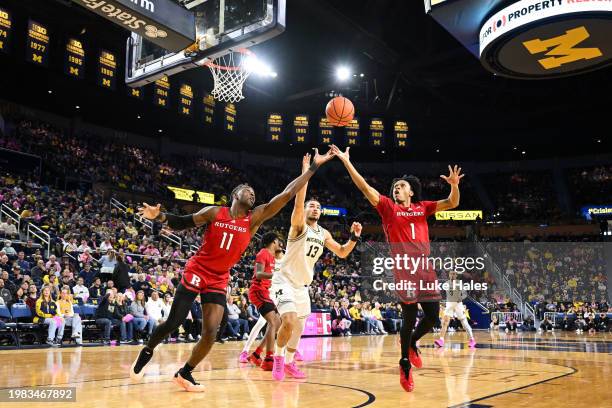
[350,233,360,242]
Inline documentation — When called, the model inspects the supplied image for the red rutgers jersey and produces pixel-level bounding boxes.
[376,195,437,255]
[183,207,252,293]
[250,248,275,291]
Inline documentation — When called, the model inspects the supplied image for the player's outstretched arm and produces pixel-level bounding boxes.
[324,222,362,259]
[436,165,464,212]
[251,148,335,229]
[138,203,219,230]
[289,153,311,238]
[330,145,380,207]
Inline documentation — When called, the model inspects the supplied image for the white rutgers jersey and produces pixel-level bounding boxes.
[273,224,326,287]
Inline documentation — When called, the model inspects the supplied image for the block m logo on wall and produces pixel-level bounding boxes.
[523,27,603,70]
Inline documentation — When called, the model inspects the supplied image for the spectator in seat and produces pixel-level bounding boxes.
[246,299,260,331]
[340,299,354,333]
[0,219,18,238]
[89,277,104,301]
[115,293,135,344]
[349,302,363,334]
[25,284,38,312]
[95,291,126,345]
[540,316,554,332]
[132,273,152,298]
[79,263,97,287]
[3,241,17,257]
[596,312,608,332]
[505,315,518,332]
[586,315,597,334]
[30,260,46,285]
[34,286,65,347]
[332,315,351,336]
[45,255,61,277]
[10,265,23,286]
[1,271,15,294]
[226,296,248,340]
[371,302,388,334]
[17,251,30,273]
[57,288,83,345]
[72,277,89,303]
[188,295,203,341]
[99,237,113,253]
[145,291,164,327]
[10,286,27,307]
[77,239,91,253]
[129,290,154,343]
[385,303,402,333]
[112,254,131,292]
[99,249,117,279]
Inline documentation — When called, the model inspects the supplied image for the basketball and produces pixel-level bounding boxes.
[325,96,355,127]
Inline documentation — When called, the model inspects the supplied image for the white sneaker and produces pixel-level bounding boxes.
[242,333,249,340]
[187,334,195,341]
[197,335,202,340]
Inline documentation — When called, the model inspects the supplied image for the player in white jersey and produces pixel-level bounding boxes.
[434,271,476,348]
[271,152,362,381]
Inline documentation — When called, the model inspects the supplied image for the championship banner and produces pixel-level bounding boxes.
[69,0,195,52]
[345,118,360,146]
[179,84,193,116]
[98,50,117,89]
[203,93,215,125]
[65,38,85,79]
[128,86,144,100]
[394,120,409,148]
[369,118,384,147]
[224,103,237,133]
[0,7,12,54]
[321,206,347,217]
[167,186,214,204]
[435,210,483,221]
[154,75,170,108]
[26,20,49,66]
[318,117,334,145]
[293,114,309,144]
[267,113,283,142]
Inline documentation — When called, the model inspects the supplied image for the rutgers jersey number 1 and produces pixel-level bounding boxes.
[220,232,234,250]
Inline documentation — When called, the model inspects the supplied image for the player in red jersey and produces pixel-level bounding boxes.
[244,231,282,370]
[331,145,464,393]
[129,149,335,391]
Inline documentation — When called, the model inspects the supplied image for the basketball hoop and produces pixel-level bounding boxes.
[202,48,255,103]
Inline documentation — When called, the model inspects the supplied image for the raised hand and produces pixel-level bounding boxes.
[440,165,465,185]
[312,147,336,168]
[330,145,350,163]
[302,152,311,174]
[138,202,161,220]
[350,222,363,236]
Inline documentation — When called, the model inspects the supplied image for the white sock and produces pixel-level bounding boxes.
[242,315,267,353]
[274,343,285,357]
[460,318,473,339]
[286,350,295,364]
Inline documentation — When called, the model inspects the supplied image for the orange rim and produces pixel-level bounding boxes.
[203,48,255,71]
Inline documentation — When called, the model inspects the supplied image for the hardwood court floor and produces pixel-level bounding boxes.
[1,331,611,407]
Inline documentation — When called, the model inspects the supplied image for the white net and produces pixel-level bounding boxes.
[205,51,253,103]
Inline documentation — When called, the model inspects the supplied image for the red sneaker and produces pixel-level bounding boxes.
[409,346,422,369]
[248,352,263,367]
[399,360,414,392]
[260,357,274,371]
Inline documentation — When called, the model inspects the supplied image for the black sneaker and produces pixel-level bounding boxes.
[173,369,205,392]
[130,347,154,381]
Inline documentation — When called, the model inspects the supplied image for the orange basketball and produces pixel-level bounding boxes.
[326,96,355,127]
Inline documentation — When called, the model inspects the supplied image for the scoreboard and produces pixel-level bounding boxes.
[0,7,12,53]
[26,20,49,66]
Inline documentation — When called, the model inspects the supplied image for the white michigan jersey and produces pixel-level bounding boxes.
[273,224,326,287]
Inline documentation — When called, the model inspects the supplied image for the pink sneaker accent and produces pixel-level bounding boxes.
[468,338,477,348]
[294,350,303,361]
[434,338,444,348]
[173,372,205,392]
[284,362,306,379]
[239,351,249,363]
[272,356,285,381]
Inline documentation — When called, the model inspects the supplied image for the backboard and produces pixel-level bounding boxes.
[126,0,285,87]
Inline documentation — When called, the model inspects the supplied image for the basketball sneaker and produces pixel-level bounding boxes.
[408,345,423,368]
[434,338,445,348]
[248,352,263,366]
[173,370,205,392]
[260,357,274,371]
[468,338,477,348]
[272,356,285,381]
[284,362,306,379]
[239,351,249,363]
[399,358,414,392]
[294,350,303,361]
[130,347,153,381]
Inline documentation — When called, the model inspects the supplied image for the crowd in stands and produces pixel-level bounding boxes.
[568,165,612,210]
